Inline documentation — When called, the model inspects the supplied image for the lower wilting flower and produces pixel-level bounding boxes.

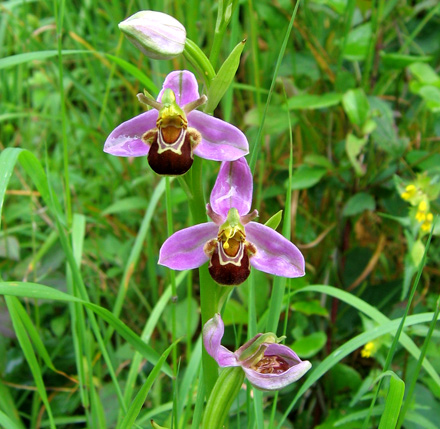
[159,157,305,285]
[104,70,248,176]
[203,314,311,391]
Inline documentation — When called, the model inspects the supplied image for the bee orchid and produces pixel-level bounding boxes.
[159,157,305,285]
[104,70,249,176]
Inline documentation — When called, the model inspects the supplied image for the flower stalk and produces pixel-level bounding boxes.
[202,366,245,429]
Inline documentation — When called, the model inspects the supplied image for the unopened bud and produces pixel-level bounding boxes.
[119,11,186,60]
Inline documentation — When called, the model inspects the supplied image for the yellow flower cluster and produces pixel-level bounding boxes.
[415,200,434,232]
[401,184,417,201]
[400,183,435,233]
[361,341,378,358]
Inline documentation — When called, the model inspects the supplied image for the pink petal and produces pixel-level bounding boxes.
[158,70,200,106]
[104,110,157,157]
[158,222,218,270]
[203,314,238,367]
[246,222,305,278]
[189,111,249,161]
[242,343,311,391]
[209,158,253,218]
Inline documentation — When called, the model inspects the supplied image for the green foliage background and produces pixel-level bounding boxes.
[1,0,440,428]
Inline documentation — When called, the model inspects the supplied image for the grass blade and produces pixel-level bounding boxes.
[5,296,55,429]
[118,341,178,429]
[378,372,405,429]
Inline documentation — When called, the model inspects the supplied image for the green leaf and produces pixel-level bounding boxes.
[6,296,56,428]
[345,133,367,176]
[0,236,20,261]
[222,299,249,325]
[406,150,440,173]
[417,85,440,112]
[102,197,149,215]
[163,297,199,338]
[0,383,25,429]
[327,363,362,395]
[264,210,283,230]
[287,93,342,110]
[0,50,84,69]
[0,281,173,377]
[0,148,65,230]
[118,342,177,429]
[244,106,297,135]
[291,332,327,358]
[342,193,376,216]
[0,410,21,429]
[370,96,407,156]
[378,373,405,429]
[0,51,158,93]
[304,154,334,170]
[343,23,372,61]
[289,165,327,190]
[206,39,246,112]
[104,54,158,94]
[10,298,57,372]
[310,0,347,14]
[409,62,440,86]
[291,299,329,317]
[342,88,370,127]
[410,239,425,267]
[380,52,432,70]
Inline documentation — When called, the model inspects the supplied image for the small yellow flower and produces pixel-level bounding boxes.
[415,200,429,223]
[401,184,416,201]
[361,341,377,358]
[421,212,434,232]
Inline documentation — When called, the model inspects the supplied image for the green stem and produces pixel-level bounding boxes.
[165,177,178,377]
[54,0,71,226]
[186,157,220,395]
[209,0,239,70]
[362,0,382,90]
[247,0,262,116]
[249,0,302,173]
[202,367,245,428]
[183,39,216,88]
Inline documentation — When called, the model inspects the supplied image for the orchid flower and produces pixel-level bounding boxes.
[104,70,248,176]
[203,314,311,391]
[159,157,305,285]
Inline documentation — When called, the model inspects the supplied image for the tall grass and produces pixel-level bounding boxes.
[1,0,440,428]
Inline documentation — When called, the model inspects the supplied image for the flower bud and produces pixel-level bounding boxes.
[119,11,186,60]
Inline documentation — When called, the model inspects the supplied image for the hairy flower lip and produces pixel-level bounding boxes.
[203,314,312,391]
[104,70,249,166]
[158,157,305,281]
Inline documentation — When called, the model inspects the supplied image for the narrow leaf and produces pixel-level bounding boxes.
[206,39,246,112]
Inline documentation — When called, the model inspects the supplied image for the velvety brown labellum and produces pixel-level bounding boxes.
[147,128,193,176]
[208,242,251,286]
